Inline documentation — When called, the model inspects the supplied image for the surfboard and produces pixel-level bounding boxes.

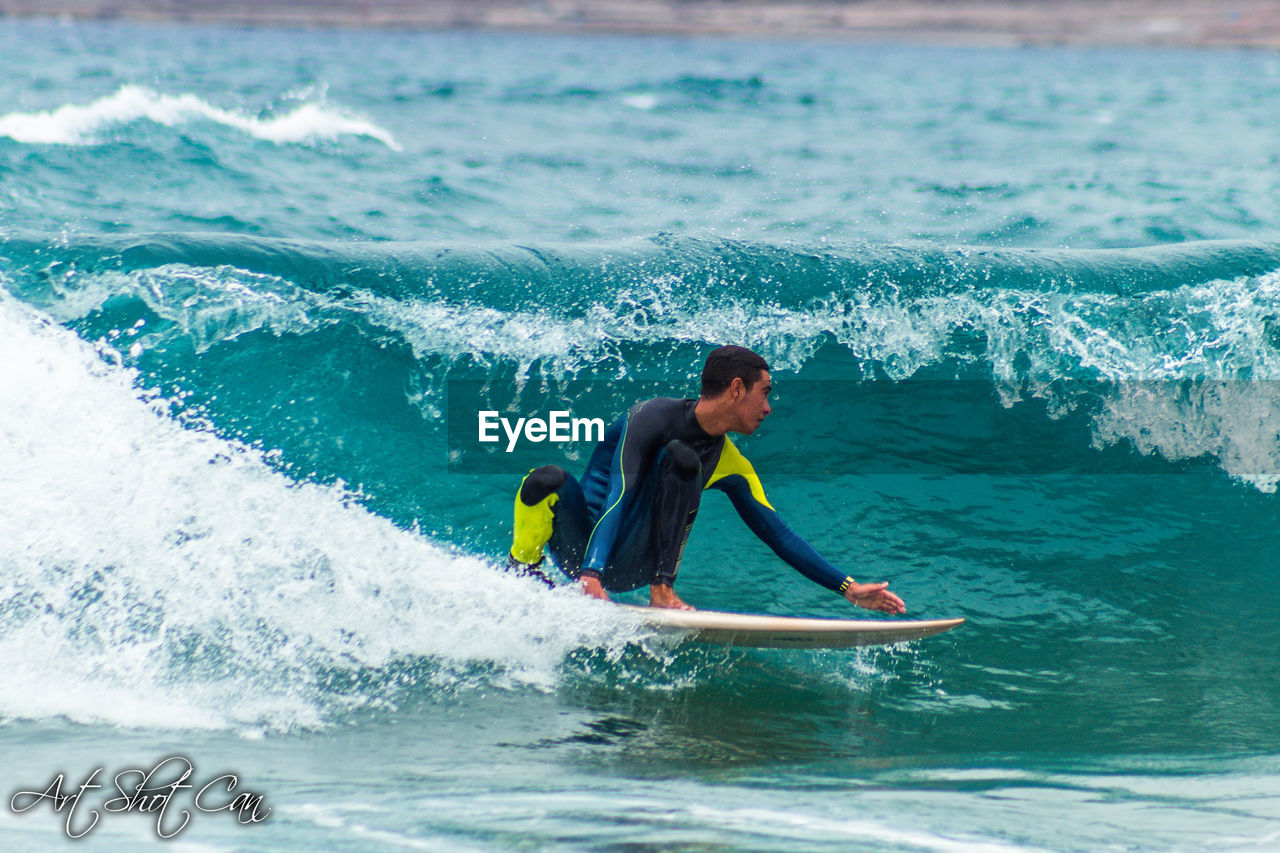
[618,605,964,649]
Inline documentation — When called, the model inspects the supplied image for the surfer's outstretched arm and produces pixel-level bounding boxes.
[708,440,906,614]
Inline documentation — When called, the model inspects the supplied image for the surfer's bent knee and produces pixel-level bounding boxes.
[519,464,567,507]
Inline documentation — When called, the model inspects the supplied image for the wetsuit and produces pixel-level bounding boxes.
[537,397,855,594]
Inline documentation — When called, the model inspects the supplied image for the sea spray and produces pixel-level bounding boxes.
[0,294,649,732]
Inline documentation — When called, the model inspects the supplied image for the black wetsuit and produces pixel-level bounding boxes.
[546,397,854,594]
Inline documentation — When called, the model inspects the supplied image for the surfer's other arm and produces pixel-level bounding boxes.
[710,440,905,615]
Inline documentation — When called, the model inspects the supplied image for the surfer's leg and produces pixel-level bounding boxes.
[545,473,591,578]
[650,439,701,587]
[507,465,592,585]
[507,465,568,586]
[605,440,702,592]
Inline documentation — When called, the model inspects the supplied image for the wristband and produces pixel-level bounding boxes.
[838,577,854,594]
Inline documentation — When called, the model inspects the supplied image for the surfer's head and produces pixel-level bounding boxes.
[699,346,771,435]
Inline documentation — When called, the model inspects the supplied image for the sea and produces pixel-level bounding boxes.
[2,18,1280,851]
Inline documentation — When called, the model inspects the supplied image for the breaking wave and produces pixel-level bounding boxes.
[0,84,401,148]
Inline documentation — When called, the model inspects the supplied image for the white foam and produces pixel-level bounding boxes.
[805,269,1280,490]
[0,293,643,732]
[683,805,1038,852]
[621,93,659,110]
[0,85,401,149]
[1090,380,1280,492]
[401,791,1039,852]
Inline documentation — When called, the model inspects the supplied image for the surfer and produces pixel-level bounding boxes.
[504,345,906,613]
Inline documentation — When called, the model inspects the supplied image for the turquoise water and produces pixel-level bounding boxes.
[4,19,1280,850]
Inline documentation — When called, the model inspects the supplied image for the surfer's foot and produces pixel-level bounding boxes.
[649,583,694,610]
[505,553,554,587]
[579,571,611,601]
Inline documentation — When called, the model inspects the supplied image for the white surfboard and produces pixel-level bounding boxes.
[619,605,964,649]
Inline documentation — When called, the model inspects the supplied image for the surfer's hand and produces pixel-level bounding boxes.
[843,581,906,615]
[580,574,611,601]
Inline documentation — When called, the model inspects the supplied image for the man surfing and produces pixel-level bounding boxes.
[505,345,906,614]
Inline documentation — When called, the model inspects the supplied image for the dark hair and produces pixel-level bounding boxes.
[700,345,769,397]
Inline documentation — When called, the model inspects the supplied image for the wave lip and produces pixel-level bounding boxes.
[9,233,1280,492]
[0,85,402,149]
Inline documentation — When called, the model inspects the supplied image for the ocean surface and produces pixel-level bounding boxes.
[3,18,1280,851]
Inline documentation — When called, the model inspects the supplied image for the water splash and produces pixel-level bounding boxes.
[0,294,648,732]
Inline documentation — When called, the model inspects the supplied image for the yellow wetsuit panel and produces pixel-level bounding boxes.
[705,438,774,511]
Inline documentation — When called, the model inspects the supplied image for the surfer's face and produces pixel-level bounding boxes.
[733,371,772,435]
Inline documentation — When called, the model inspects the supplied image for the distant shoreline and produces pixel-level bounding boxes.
[3,0,1280,49]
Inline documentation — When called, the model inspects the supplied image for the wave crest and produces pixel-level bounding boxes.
[0,85,401,149]
[8,235,1280,493]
